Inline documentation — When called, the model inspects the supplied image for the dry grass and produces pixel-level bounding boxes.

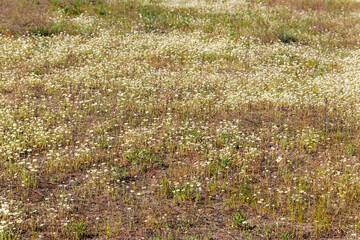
[0,0,51,35]
[253,0,360,12]
[1,0,360,239]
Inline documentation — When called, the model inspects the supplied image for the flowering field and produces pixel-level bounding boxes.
[2,0,360,239]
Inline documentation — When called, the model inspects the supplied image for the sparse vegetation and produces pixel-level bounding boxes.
[1,0,360,239]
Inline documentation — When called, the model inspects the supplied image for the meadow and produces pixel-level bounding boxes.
[1,0,360,239]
